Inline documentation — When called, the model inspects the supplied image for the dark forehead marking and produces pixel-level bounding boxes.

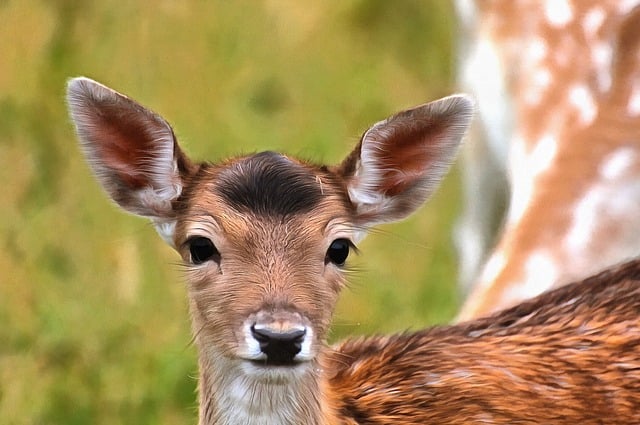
[215,151,325,216]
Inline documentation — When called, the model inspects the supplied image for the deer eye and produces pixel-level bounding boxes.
[188,237,220,264]
[326,238,351,266]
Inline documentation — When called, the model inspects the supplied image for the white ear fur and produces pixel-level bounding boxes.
[67,77,184,245]
[346,94,474,225]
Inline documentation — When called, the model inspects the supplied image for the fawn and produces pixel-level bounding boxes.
[455,0,640,320]
[67,77,640,424]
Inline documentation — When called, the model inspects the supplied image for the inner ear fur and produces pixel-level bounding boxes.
[67,77,196,219]
[337,94,474,225]
[67,77,198,245]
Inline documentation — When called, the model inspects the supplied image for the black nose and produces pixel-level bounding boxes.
[250,325,306,365]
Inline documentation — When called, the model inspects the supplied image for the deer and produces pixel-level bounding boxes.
[455,0,640,320]
[67,77,640,424]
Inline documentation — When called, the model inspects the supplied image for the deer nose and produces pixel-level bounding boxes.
[250,325,306,365]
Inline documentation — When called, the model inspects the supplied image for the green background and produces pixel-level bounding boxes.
[1,1,462,423]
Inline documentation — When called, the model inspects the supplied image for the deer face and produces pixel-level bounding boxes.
[173,152,357,378]
[66,77,472,381]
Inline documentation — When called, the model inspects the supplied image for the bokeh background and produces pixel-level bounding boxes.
[1,1,461,423]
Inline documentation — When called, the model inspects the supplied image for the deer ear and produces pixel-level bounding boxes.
[338,95,473,226]
[66,77,195,246]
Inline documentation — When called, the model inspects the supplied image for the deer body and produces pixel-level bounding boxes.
[456,0,640,320]
[330,260,640,423]
[67,78,640,424]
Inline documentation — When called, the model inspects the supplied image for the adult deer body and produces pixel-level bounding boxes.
[68,78,640,424]
[456,0,640,320]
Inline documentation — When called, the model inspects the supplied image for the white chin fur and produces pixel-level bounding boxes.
[239,359,313,383]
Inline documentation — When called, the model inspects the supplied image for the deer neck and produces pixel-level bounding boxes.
[196,348,339,425]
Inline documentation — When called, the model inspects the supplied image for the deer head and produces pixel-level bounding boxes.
[67,77,472,423]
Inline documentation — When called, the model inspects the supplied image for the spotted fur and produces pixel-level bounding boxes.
[456,0,640,320]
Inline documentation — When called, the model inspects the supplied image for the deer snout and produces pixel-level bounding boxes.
[251,325,306,364]
[245,311,313,365]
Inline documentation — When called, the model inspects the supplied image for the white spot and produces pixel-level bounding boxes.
[507,134,558,225]
[477,252,507,290]
[565,188,600,257]
[618,0,640,15]
[531,134,558,172]
[562,171,640,288]
[544,0,574,27]
[532,68,552,88]
[628,80,640,116]
[599,148,637,180]
[568,85,598,125]
[507,139,531,225]
[526,38,549,65]
[524,67,552,105]
[564,174,640,258]
[505,251,558,301]
[583,7,605,38]
[520,38,550,103]
[591,42,613,93]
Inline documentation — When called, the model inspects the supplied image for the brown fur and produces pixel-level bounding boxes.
[328,258,640,423]
[67,77,640,424]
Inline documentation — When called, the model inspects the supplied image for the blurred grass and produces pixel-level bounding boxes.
[0,0,460,423]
